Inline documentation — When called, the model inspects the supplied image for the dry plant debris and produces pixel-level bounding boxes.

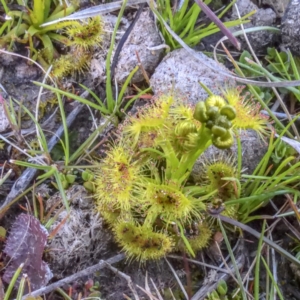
[3,213,52,291]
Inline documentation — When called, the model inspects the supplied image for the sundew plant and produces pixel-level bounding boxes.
[0,0,104,80]
[94,88,270,261]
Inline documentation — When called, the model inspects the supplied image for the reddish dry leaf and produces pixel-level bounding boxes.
[3,213,52,291]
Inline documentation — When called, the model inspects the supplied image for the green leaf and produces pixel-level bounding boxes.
[33,0,45,25]
[239,50,252,64]
[43,0,51,20]
[217,279,228,296]
[82,171,94,182]
[177,222,195,258]
[83,181,96,193]
[66,174,76,184]
[44,5,76,23]
[266,47,276,59]
[277,51,288,63]
[36,33,54,62]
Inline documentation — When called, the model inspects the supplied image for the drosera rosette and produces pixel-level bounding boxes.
[37,16,104,80]
[174,220,213,254]
[92,88,271,262]
[64,16,103,49]
[121,94,174,147]
[113,219,174,262]
[222,86,270,139]
[141,180,206,227]
[94,140,145,212]
[200,155,240,221]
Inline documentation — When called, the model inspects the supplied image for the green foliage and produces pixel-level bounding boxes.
[156,0,253,50]
[1,0,143,216]
[271,139,296,164]
[82,170,96,192]
[0,0,104,79]
[238,50,273,104]
[50,131,78,161]
[3,263,24,300]
[0,0,78,57]
[238,48,300,103]
[35,0,147,115]
[231,123,300,223]
[51,172,76,190]
[0,168,11,186]
[206,280,228,300]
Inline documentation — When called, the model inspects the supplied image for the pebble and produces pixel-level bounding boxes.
[281,0,300,56]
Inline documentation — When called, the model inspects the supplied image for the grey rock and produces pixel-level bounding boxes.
[150,48,235,105]
[231,0,276,52]
[91,15,125,83]
[114,9,164,83]
[262,0,289,17]
[281,0,300,56]
[191,130,268,183]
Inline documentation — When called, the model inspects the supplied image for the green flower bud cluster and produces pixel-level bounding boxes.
[193,96,237,149]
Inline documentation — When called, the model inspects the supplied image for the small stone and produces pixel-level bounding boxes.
[231,0,276,52]
[114,9,164,84]
[15,63,40,82]
[262,0,289,17]
[150,48,235,105]
[0,104,10,133]
[281,0,300,56]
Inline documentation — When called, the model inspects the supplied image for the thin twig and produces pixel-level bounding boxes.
[167,255,231,274]
[40,0,148,26]
[191,252,244,300]
[35,66,53,152]
[210,214,300,268]
[104,261,140,300]
[165,258,189,300]
[0,49,50,79]
[135,50,150,84]
[2,107,59,138]
[261,110,300,121]
[21,254,125,299]
[149,277,164,300]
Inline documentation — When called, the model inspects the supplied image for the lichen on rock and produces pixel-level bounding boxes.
[150,48,235,105]
[114,9,164,83]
